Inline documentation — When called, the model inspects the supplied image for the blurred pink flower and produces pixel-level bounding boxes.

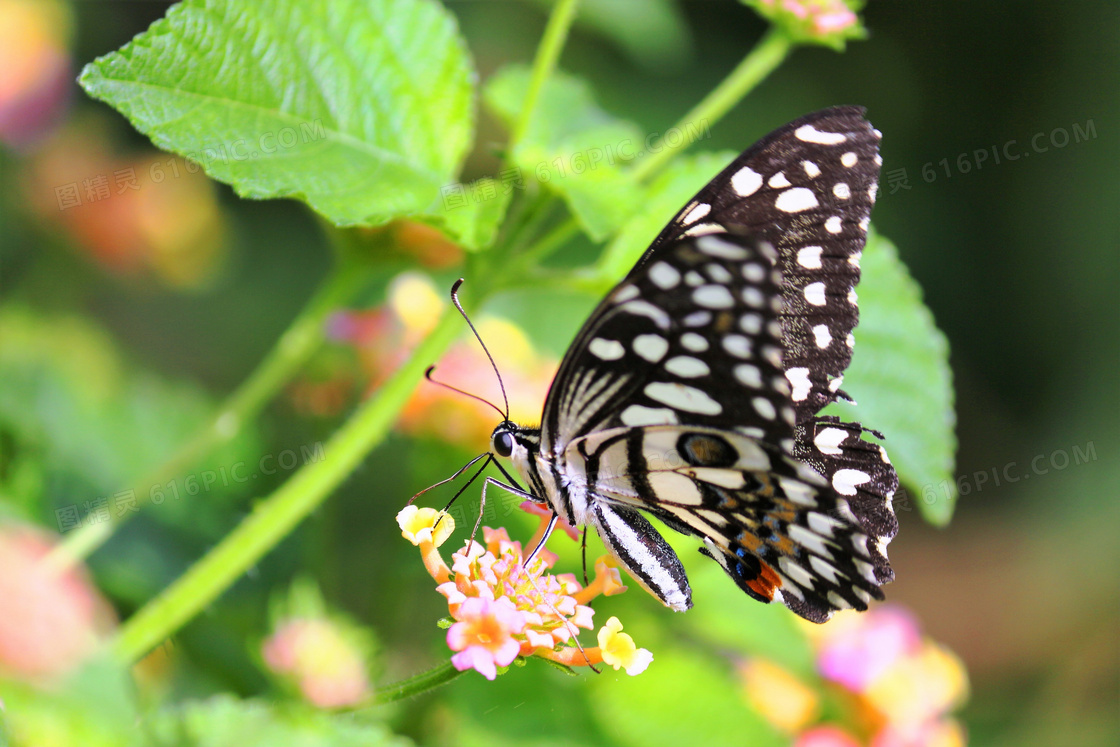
[754,0,861,42]
[815,605,922,691]
[796,726,863,747]
[262,617,371,708]
[446,597,526,680]
[0,526,113,681]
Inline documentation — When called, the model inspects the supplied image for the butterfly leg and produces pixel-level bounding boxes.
[590,502,692,612]
[476,476,536,546]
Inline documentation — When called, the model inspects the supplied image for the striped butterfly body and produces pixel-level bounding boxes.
[488,107,898,623]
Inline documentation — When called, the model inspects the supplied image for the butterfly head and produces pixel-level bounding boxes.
[490,420,539,461]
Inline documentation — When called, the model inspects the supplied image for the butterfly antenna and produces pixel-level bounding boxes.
[450,278,510,419]
[424,366,507,421]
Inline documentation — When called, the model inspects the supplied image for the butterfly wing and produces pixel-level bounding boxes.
[535,108,895,622]
[636,106,882,423]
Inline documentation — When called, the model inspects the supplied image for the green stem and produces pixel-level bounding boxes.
[47,257,367,571]
[509,0,580,153]
[112,306,464,663]
[630,28,794,182]
[372,660,466,704]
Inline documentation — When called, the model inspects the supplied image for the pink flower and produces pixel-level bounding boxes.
[795,726,863,747]
[814,605,922,691]
[262,618,371,708]
[0,526,113,681]
[446,598,527,680]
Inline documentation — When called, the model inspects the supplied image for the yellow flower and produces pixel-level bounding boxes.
[396,505,455,548]
[741,658,819,733]
[597,616,653,675]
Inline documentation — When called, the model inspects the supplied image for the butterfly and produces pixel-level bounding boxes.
[461,107,898,623]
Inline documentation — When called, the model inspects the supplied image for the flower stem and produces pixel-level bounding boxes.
[112,305,465,663]
[372,660,466,704]
[510,0,581,154]
[630,28,794,182]
[47,257,367,572]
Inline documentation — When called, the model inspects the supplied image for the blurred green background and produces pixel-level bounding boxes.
[0,1,1117,745]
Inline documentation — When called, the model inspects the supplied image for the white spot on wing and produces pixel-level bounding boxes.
[814,427,847,456]
[613,285,639,302]
[739,313,762,334]
[833,182,851,199]
[649,261,680,289]
[730,166,763,196]
[796,246,823,269]
[802,160,821,178]
[775,187,819,213]
[742,263,766,282]
[813,324,832,348]
[795,124,847,144]
[696,236,749,260]
[722,335,752,359]
[644,382,722,414]
[620,300,671,329]
[803,282,826,306]
[752,397,776,420]
[588,338,625,360]
[683,222,723,237]
[833,468,872,496]
[683,311,711,327]
[734,363,762,388]
[705,263,733,283]
[825,216,843,234]
[768,172,791,189]
[620,405,678,426]
[841,151,858,167]
[693,285,735,309]
[681,201,710,225]
[665,355,710,378]
[785,367,811,401]
[633,334,669,362]
[680,332,708,352]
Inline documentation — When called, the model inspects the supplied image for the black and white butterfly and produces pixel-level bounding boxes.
[456,107,898,623]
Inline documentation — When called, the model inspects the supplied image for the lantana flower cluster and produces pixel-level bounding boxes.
[741,605,969,746]
[397,504,652,680]
[750,0,863,48]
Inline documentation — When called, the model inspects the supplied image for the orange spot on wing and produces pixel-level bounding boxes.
[746,560,783,601]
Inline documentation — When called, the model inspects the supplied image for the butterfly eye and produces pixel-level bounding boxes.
[494,430,515,458]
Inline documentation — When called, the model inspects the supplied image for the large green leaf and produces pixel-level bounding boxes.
[826,231,957,524]
[79,0,475,230]
[484,65,644,240]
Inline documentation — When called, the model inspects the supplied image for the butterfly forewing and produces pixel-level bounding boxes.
[636,106,881,423]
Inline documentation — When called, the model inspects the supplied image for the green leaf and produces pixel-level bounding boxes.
[437,177,512,251]
[596,150,737,280]
[484,65,644,240]
[826,230,957,524]
[589,645,783,747]
[79,0,475,230]
[0,656,140,747]
[149,696,413,747]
